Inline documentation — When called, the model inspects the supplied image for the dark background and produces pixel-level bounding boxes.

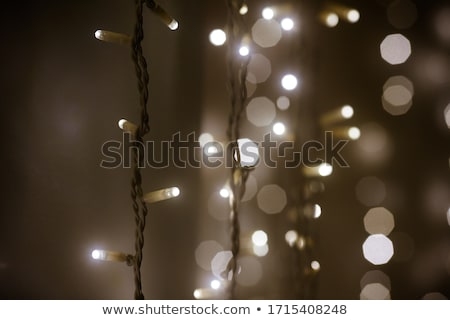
[0,0,449,299]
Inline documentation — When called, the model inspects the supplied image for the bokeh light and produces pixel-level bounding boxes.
[198,132,214,147]
[210,279,221,290]
[364,207,395,235]
[209,29,226,46]
[236,256,263,286]
[360,270,391,290]
[239,45,250,57]
[285,230,298,247]
[311,260,321,271]
[341,105,354,119]
[219,187,230,198]
[356,123,391,165]
[276,96,290,110]
[252,19,282,48]
[237,138,260,167]
[380,34,411,65]
[262,7,274,20]
[347,9,360,23]
[422,292,448,300]
[257,184,287,214]
[325,13,339,27]
[435,7,450,44]
[281,74,298,90]
[360,283,391,300]
[239,4,248,15]
[318,163,333,177]
[387,0,417,29]
[252,230,268,246]
[247,53,272,84]
[246,96,276,127]
[356,176,386,207]
[273,122,286,135]
[348,127,361,140]
[211,251,232,279]
[362,234,394,265]
[253,243,269,257]
[281,18,294,31]
[382,75,414,116]
[195,240,223,271]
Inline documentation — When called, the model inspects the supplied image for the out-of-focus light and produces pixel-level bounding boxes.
[252,230,268,246]
[239,4,248,15]
[253,243,269,257]
[199,133,214,147]
[257,184,287,214]
[209,29,226,46]
[242,174,258,202]
[296,236,306,250]
[281,18,294,31]
[380,33,411,65]
[281,74,298,90]
[210,279,221,290]
[341,105,354,119]
[236,256,262,286]
[347,9,360,23]
[143,187,180,203]
[195,240,223,271]
[237,138,260,167]
[311,260,321,271]
[285,230,298,247]
[206,145,219,155]
[360,270,391,291]
[318,163,333,176]
[252,19,282,48]
[435,8,450,44]
[193,287,223,299]
[447,207,450,226]
[360,283,391,300]
[382,75,414,116]
[168,20,178,30]
[247,54,272,84]
[219,188,230,198]
[444,104,450,128]
[273,122,286,135]
[239,45,250,56]
[246,96,276,126]
[325,13,339,27]
[364,207,395,235]
[363,234,394,265]
[313,204,322,218]
[276,96,290,110]
[348,126,361,140]
[211,251,233,279]
[262,7,274,20]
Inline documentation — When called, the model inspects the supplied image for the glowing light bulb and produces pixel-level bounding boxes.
[347,9,360,23]
[313,204,322,218]
[118,118,137,134]
[262,7,274,20]
[145,0,179,30]
[94,30,131,46]
[281,18,294,31]
[239,45,250,56]
[348,126,361,140]
[219,188,230,198]
[341,105,354,119]
[273,122,286,135]
[91,249,132,263]
[210,279,221,290]
[252,230,268,246]
[311,260,321,271]
[318,163,333,176]
[193,287,224,299]
[281,74,298,90]
[239,4,248,15]
[285,230,298,247]
[209,29,226,46]
[325,13,339,27]
[143,187,180,204]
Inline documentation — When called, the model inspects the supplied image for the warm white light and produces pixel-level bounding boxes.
[262,7,274,20]
[168,19,179,31]
[318,163,333,177]
[276,96,290,110]
[237,138,260,167]
[91,249,101,260]
[311,260,321,271]
[326,13,339,27]
[91,249,129,262]
[210,280,221,290]
[94,30,131,46]
[219,188,230,198]
[281,74,298,90]
[285,230,298,247]
[118,118,137,133]
[209,29,226,46]
[193,289,202,299]
[380,33,411,65]
[206,145,219,155]
[281,18,294,31]
[252,230,268,246]
[239,4,248,15]
[313,204,322,218]
[363,234,394,265]
[348,127,361,140]
[347,9,360,23]
[239,45,250,56]
[341,105,354,119]
[273,122,286,135]
[143,187,180,204]
[253,243,269,257]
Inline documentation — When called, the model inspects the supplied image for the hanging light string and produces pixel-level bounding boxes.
[224,0,251,299]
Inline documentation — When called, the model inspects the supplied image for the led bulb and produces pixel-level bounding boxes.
[252,230,268,246]
[262,7,274,20]
[239,4,249,15]
[210,279,221,290]
[143,187,180,204]
[209,29,227,46]
[273,122,286,135]
[348,126,361,140]
[239,45,250,57]
[303,163,333,177]
[94,30,131,46]
[145,0,179,30]
[281,74,298,90]
[193,287,225,299]
[341,105,354,119]
[285,230,298,247]
[347,9,360,23]
[91,249,132,263]
[118,118,137,134]
[324,13,339,27]
[219,188,230,198]
[313,204,322,218]
[320,105,354,127]
[311,260,321,271]
[281,18,294,31]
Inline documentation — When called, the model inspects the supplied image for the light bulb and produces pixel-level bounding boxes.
[209,29,226,46]
[341,105,354,119]
[118,118,138,134]
[313,204,322,218]
[91,249,132,263]
[273,122,286,135]
[145,0,179,30]
[143,187,180,204]
[219,188,230,198]
[239,4,248,15]
[210,280,221,290]
[239,45,250,56]
[262,7,274,20]
[325,13,339,27]
[311,260,321,271]
[303,163,333,177]
[281,74,298,90]
[348,126,361,140]
[281,18,294,31]
[94,30,131,46]
[252,230,268,246]
[347,9,360,23]
[193,287,224,299]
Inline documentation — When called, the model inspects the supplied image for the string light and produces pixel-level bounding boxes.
[281,74,298,90]
[262,7,275,20]
[94,30,131,46]
[273,122,286,135]
[219,187,230,198]
[239,4,248,15]
[118,118,137,134]
[145,0,179,30]
[209,29,227,46]
[303,163,333,177]
[320,105,355,127]
[91,250,133,265]
[239,45,250,56]
[142,187,180,204]
[347,9,360,23]
[251,230,268,246]
[281,18,295,31]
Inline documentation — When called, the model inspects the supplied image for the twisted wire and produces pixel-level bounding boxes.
[130,0,151,300]
[225,0,250,299]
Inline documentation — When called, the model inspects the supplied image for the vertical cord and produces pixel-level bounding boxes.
[130,0,151,300]
[225,0,250,299]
